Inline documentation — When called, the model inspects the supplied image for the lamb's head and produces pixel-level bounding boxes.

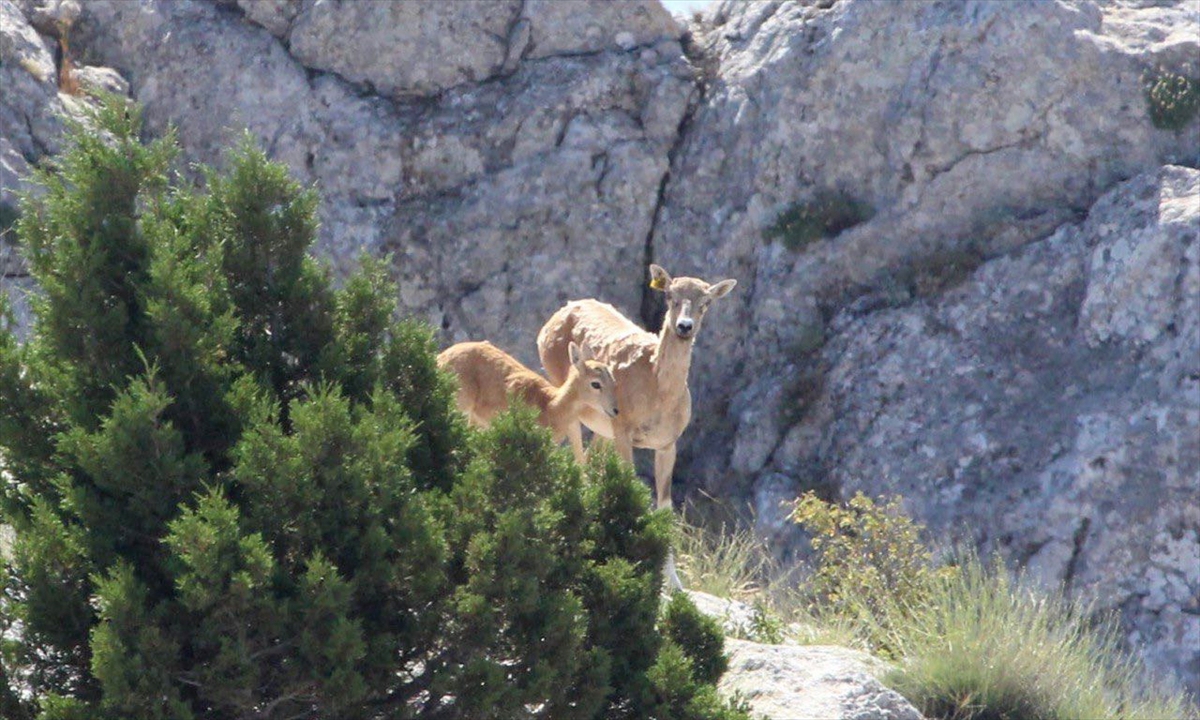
[569,341,619,417]
[648,264,737,341]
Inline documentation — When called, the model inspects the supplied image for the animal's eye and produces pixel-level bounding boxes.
[590,381,601,389]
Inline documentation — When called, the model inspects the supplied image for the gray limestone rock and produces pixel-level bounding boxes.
[287,1,521,98]
[687,589,924,719]
[766,166,1200,693]
[653,0,1199,496]
[56,0,693,366]
[720,639,924,720]
[1,0,104,279]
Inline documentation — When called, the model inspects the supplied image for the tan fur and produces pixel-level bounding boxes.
[537,265,737,588]
[437,340,617,462]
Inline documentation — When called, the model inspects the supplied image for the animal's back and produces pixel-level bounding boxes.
[538,300,655,385]
[437,341,552,424]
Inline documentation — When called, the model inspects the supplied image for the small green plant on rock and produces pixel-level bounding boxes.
[791,491,946,656]
[674,505,773,601]
[749,602,785,645]
[888,553,1196,720]
[763,189,874,251]
[791,492,1196,720]
[1145,66,1200,131]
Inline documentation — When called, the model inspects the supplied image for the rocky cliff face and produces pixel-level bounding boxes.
[27,0,693,345]
[763,165,1199,691]
[657,0,1199,693]
[2,0,1197,695]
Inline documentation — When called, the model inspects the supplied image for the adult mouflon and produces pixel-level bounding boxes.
[537,264,737,588]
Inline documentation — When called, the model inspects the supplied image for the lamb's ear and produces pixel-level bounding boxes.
[649,264,672,291]
[578,342,595,362]
[707,278,737,300]
[569,341,583,368]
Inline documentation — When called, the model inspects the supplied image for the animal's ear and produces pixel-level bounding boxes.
[578,342,595,362]
[707,278,737,300]
[569,341,583,368]
[649,264,672,291]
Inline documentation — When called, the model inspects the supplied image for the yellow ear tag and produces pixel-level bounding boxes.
[649,276,666,290]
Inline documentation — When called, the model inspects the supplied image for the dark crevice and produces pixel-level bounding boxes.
[523,40,669,64]
[352,197,392,210]
[591,152,610,199]
[497,0,528,77]
[638,79,703,330]
[219,0,300,47]
[22,110,50,160]
[554,110,577,148]
[638,112,690,330]
[1063,516,1092,594]
[925,137,1031,183]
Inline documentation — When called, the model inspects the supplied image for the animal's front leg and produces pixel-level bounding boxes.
[653,443,676,511]
[613,425,634,464]
[655,443,684,591]
[567,424,585,464]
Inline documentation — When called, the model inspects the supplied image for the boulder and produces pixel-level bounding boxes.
[234,0,681,97]
[522,0,682,59]
[720,640,924,720]
[285,1,521,97]
[685,589,760,639]
[686,589,924,719]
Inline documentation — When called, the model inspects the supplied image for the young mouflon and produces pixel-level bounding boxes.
[438,340,618,463]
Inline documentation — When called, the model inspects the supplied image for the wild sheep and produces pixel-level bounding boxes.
[437,340,618,463]
[537,264,737,588]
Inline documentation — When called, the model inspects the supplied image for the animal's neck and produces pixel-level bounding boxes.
[548,370,582,417]
[652,326,693,390]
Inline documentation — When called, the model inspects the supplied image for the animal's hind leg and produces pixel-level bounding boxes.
[653,443,676,510]
[537,308,574,386]
[456,388,482,427]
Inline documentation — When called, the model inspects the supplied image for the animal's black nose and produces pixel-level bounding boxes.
[677,319,693,332]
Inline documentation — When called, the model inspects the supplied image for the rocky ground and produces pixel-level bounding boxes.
[720,640,921,720]
[2,0,1197,695]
